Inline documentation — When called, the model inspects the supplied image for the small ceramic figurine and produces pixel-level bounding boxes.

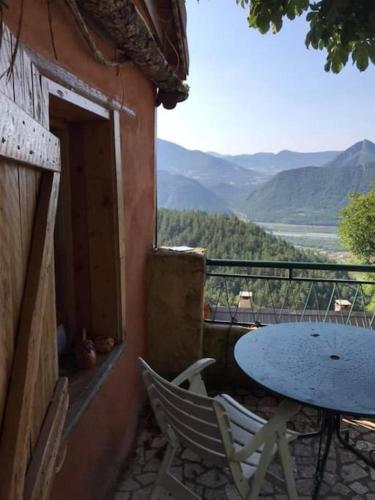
[75,328,97,369]
[94,336,115,353]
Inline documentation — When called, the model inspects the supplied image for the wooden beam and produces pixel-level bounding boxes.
[26,48,136,118]
[0,92,60,171]
[0,172,60,500]
[24,378,69,500]
[47,79,110,119]
[112,110,126,340]
[0,24,14,100]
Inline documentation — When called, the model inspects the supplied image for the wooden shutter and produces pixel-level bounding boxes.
[0,25,67,500]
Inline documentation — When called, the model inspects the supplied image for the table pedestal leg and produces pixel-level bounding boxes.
[312,413,336,500]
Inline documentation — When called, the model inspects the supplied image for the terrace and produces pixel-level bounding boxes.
[112,249,375,499]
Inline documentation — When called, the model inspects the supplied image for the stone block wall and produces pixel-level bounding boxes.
[146,247,205,376]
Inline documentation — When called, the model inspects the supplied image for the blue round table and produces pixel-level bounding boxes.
[234,322,375,498]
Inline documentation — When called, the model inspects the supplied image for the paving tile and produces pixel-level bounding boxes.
[204,488,227,499]
[113,493,131,500]
[110,393,374,500]
[369,477,375,491]
[296,478,313,496]
[332,482,351,496]
[261,480,275,494]
[170,465,183,481]
[298,464,315,478]
[326,459,337,473]
[181,447,201,462]
[151,435,167,448]
[136,472,157,487]
[144,448,158,461]
[144,458,161,472]
[341,463,368,482]
[350,480,369,495]
[184,481,204,496]
[224,483,240,499]
[183,462,205,480]
[132,487,153,500]
[197,468,228,488]
[324,472,337,486]
[117,477,140,492]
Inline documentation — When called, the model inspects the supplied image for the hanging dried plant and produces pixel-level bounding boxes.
[0,0,22,80]
[64,0,125,67]
[47,0,58,60]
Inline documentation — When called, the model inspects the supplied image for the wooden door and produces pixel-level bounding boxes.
[0,25,68,500]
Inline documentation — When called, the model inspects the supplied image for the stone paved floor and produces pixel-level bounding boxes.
[112,387,375,499]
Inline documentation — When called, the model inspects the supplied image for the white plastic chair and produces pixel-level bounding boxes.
[139,357,299,500]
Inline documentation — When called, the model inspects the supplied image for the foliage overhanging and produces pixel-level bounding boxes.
[237,0,375,73]
[339,183,375,264]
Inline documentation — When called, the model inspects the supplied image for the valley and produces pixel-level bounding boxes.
[157,137,375,255]
[256,222,345,255]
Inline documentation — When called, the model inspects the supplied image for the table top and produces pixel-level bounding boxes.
[234,322,375,417]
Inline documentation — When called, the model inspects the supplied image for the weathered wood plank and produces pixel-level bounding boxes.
[31,261,58,450]
[27,48,136,117]
[3,165,24,333]
[24,378,68,500]
[83,121,120,339]
[0,91,60,171]
[112,111,126,340]
[0,164,19,427]
[69,124,92,335]
[0,171,60,500]
[52,126,77,335]
[12,40,34,116]
[19,167,40,276]
[32,66,49,127]
[47,79,110,119]
[0,24,14,100]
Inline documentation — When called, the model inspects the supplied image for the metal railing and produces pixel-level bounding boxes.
[205,259,375,329]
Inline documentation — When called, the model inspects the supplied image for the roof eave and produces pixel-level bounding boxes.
[77,0,189,109]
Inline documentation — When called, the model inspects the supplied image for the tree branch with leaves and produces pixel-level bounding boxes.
[237,0,375,72]
[339,185,375,264]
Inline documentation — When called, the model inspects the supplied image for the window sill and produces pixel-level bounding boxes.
[62,343,125,439]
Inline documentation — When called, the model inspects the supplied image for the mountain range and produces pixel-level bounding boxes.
[245,140,375,224]
[157,138,375,224]
[210,149,339,173]
[157,171,232,214]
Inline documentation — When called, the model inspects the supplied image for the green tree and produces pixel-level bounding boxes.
[339,185,375,264]
[237,0,375,73]
[158,209,355,308]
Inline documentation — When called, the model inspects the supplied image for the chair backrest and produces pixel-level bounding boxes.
[139,358,232,467]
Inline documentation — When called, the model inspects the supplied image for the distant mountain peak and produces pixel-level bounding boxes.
[325,139,375,168]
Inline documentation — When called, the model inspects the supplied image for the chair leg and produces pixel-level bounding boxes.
[150,443,177,500]
[278,436,298,500]
[150,444,199,500]
[247,438,274,500]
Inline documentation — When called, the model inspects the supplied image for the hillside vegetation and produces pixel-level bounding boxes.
[158,171,232,214]
[158,209,322,261]
[158,209,353,307]
[245,163,375,224]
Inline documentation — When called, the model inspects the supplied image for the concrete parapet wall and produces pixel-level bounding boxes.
[146,247,206,376]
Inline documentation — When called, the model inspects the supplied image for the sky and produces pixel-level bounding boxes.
[157,0,375,155]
